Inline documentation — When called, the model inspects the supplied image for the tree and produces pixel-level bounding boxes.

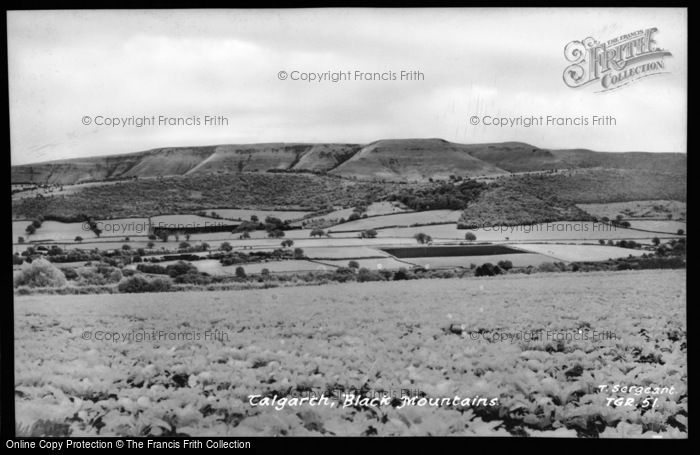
[25,224,36,235]
[122,244,131,251]
[235,266,246,278]
[179,241,190,249]
[598,239,605,245]
[201,242,210,251]
[652,237,661,246]
[261,268,270,278]
[75,236,83,243]
[268,229,285,238]
[464,232,477,241]
[497,260,513,271]
[359,229,378,239]
[18,236,25,244]
[310,228,325,238]
[147,241,155,249]
[677,229,685,235]
[158,231,170,242]
[240,231,251,239]
[281,239,294,248]
[13,258,67,288]
[414,233,432,244]
[185,233,191,241]
[251,215,259,223]
[348,260,360,270]
[293,248,305,259]
[475,263,501,277]
[221,242,233,252]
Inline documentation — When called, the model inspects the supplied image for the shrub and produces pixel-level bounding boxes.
[221,242,233,252]
[174,271,212,285]
[118,276,172,293]
[14,259,67,288]
[475,263,501,277]
[357,267,384,282]
[414,233,432,244]
[537,262,558,273]
[497,260,513,271]
[359,229,378,239]
[464,232,477,241]
[393,268,410,280]
[165,261,197,278]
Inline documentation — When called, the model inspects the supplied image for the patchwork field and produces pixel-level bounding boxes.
[577,201,686,221]
[14,270,687,437]
[377,222,682,242]
[330,210,462,231]
[626,221,686,235]
[513,244,649,263]
[150,215,238,229]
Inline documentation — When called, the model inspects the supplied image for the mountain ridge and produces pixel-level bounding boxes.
[11,139,686,185]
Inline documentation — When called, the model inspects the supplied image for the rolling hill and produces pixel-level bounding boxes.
[11,139,686,185]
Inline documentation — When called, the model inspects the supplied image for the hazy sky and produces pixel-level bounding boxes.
[8,8,687,165]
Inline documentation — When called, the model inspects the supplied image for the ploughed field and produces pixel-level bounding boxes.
[15,270,686,437]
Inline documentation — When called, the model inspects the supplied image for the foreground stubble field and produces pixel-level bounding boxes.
[14,270,687,437]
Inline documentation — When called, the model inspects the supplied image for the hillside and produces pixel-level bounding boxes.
[11,138,686,185]
[329,139,508,181]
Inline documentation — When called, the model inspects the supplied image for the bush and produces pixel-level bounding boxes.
[118,276,172,293]
[357,267,384,282]
[393,268,410,281]
[537,262,559,273]
[475,263,501,277]
[464,232,477,241]
[14,259,67,288]
[497,260,513,271]
[174,271,212,285]
[359,229,378,239]
[414,233,432,244]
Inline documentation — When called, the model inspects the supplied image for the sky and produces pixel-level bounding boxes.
[8,8,687,165]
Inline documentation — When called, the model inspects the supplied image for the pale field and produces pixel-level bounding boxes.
[512,244,649,262]
[150,215,237,229]
[577,200,686,221]
[134,259,323,275]
[14,270,687,437]
[295,202,410,227]
[302,246,390,259]
[220,260,321,274]
[330,210,462,231]
[377,222,684,242]
[313,258,414,270]
[626,221,686,234]
[14,218,150,243]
